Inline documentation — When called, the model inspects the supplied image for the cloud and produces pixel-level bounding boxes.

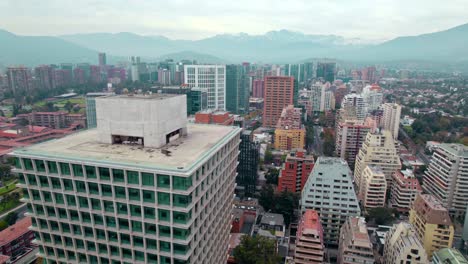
[0,0,466,41]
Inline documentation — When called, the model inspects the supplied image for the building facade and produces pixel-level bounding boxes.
[237,130,259,197]
[85,92,115,128]
[432,248,468,264]
[390,169,422,212]
[337,217,374,264]
[294,210,324,264]
[12,94,242,264]
[274,105,305,151]
[382,222,429,264]
[360,165,386,209]
[335,120,373,169]
[409,194,454,258]
[423,143,468,220]
[382,103,401,140]
[184,65,226,110]
[340,93,366,121]
[301,157,361,245]
[262,76,294,127]
[277,150,314,193]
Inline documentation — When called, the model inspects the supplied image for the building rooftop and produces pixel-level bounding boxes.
[349,217,372,248]
[0,217,32,247]
[12,124,240,174]
[433,248,468,264]
[413,194,452,225]
[106,93,179,100]
[261,213,284,227]
[366,165,384,175]
[438,143,468,158]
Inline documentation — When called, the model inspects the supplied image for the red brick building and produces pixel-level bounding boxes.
[277,149,315,193]
[194,110,234,125]
[263,76,294,127]
[0,217,35,260]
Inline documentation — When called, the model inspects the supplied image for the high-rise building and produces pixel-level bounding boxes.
[340,92,366,121]
[263,76,294,127]
[13,94,242,264]
[85,92,115,128]
[226,65,241,113]
[390,169,422,212]
[158,69,171,85]
[301,157,360,245]
[361,67,377,83]
[423,143,468,219]
[274,105,305,151]
[409,194,454,258]
[98,53,107,66]
[89,65,101,83]
[354,130,401,192]
[277,149,314,193]
[316,62,336,83]
[237,130,259,196]
[362,84,383,113]
[184,65,226,110]
[294,210,324,264]
[432,248,468,264]
[360,165,387,209]
[7,66,32,94]
[285,64,305,84]
[310,82,335,112]
[337,217,375,264]
[382,222,429,264]
[252,79,264,98]
[335,120,374,169]
[382,103,401,140]
[34,65,56,90]
[73,68,86,84]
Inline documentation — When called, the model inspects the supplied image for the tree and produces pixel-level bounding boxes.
[64,101,73,113]
[233,235,281,264]
[366,207,396,225]
[0,164,11,178]
[259,185,275,212]
[0,220,7,231]
[265,168,280,185]
[264,149,273,164]
[274,190,299,225]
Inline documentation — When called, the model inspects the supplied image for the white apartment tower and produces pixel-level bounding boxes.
[383,222,429,264]
[382,103,401,140]
[184,65,226,110]
[12,94,241,264]
[360,165,387,209]
[362,84,383,113]
[354,130,401,192]
[311,83,335,112]
[341,92,366,121]
[301,157,361,246]
[423,143,468,219]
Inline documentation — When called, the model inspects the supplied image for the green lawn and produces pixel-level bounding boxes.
[0,180,18,196]
[0,200,21,215]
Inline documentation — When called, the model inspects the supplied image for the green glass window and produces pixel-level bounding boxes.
[34,160,46,172]
[120,233,131,245]
[78,253,86,262]
[98,244,108,254]
[23,158,34,171]
[135,250,145,261]
[99,167,110,181]
[174,244,188,255]
[132,221,142,232]
[46,161,58,174]
[50,221,59,231]
[142,190,155,203]
[122,248,132,259]
[173,194,191,208]
[113,186,125,199]
[62,179,73,191]
[108,231,118,243]
[106,216,116,228]
[130,205,141,217]
[117,203,127,215]
[144,207,155,219]
[103,201,114,213]
[141,172,155,186]
[145,223,157,236]
[58,208,67,219]
[54,193,64,204]
[72,164,84,177]
[157,174,170,188]
[91,198,101,210]
[38,219,47,229]
[70,210,79,221]
[112,169,124,183]
[110,245,119,256]
[84,226,94,237]
[87,241,96,252]
[94,214,104,225]
[85,166,97,179]
[158,209,170,222]
[173,176,192,190]
[59,162,70,175]
[81,212,92,223]
[129,188,140,201]
[39,175,49,187]
[75,181,86,193]
[72,225,82,235]
[34,204,45,215]
[46,206,56,217]
[61,222,70,233]
[118,218,129,230]
[127,171,139,185]
[160,241,171,252]
[173,211,191,224]
[43,191,52,202]
[159,225,171,237]
[88,182,99,195]
[133,236,144,248]
[101,184,112,197]
[100,257,109,264]
[96,229,106,240]
[27,174,37,185]
[67,251,75,260]
[18,173,26,184]
[173,227,190,240]
[158,192,170,205]
[31,189,40,200]
[51,177,61,189]
[146,239,157,250]
[56,248,65,258]
[14,157,21,169]
[66,195,76,206]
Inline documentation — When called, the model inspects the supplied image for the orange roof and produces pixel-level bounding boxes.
[302,210,321,230]
[0,255,10,264]
[0,217,32,247]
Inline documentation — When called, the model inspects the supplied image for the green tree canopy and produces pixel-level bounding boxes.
[233,235,281,264]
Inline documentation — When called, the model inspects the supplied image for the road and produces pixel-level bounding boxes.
[311,126,324,156]
[0,202,27,220]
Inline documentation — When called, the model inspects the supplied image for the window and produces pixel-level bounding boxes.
[146,239,157,250]
[173,211,191,224]
[99,167,110,181]
[59,162,71,175]
[173,227,190,240]
[158,209,170,222]
[118,218,129,230]
[157,174,170,188]
[145,223,157,236]
[94,214,104,225]
[159,241,171,252]
[91,198,101,210]
[142,172,155,186]
[27,174,37,185]
[115,186,126,199]
[158,192,170,205]
[173,176,192,190]
[133,236,144,248]
[117,203,127,215]
[62,179,73,191]
[72,164,84,177]
[106,216,116,228]
[143,190,155,203]
[159,225,171,237]
[34,160,46,172]
[127,171,139,185]
[112,169,124,183]
[103,201,114,213]
[85,166,97,179]
[129,188,140,201]
[14,157,21,169]
[75,181,86,193]
[130,205,141,217]
[173,194,191,208]
[144,207,155,219]
[54,193,64,204]
[132,221,142,232]
[51,177,61,189]
[66,195,76,206]
[39,176,49,187]
[88,182,99,195]
[23,158,34,171]
[120,233,131,245]
[101,184,112,197]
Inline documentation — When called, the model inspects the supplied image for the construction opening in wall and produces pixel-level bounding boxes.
[111,135,144,146]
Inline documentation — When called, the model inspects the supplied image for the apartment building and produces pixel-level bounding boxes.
[274,105,305,151]
[335,119,373,169]
[184,65,226,110]
[360,165,386,209]
[262,76,294,127]
[337,217,374,264]
[277,149,314,193]
[382,222,428,264]
[390,169,422,212]
[382,103,401,140]
[294,210,324,264]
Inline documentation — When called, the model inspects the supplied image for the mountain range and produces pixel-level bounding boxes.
[0,23,467,68]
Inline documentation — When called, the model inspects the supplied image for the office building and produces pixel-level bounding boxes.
[316,62,336,83]
[360,165,386,209]
[7,66,32,94]
[85,92,115,128]
[263,76,294,127]
[337,217,374,264]
[301,157,360,245]
[382,222,428,264]
[294,210,324,264]
[12,94,242,264]
[382,103,401,140]
[184,65,226,110]
[237,130,259,196]
[277,149,314,193]
[340,93,366,121]
[274,105,305,151]
[157,86,207,116]
[423,143,468,219]
[390,169,422,212]
[362,84,383,113]
[409,194,454,258]
[98,53,107,66]
[354,130,401,192]
[225,64,249,114]
[335,120,373,169]
[433,248,468,264]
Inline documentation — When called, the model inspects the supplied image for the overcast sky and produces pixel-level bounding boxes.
[1,0,467,42]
